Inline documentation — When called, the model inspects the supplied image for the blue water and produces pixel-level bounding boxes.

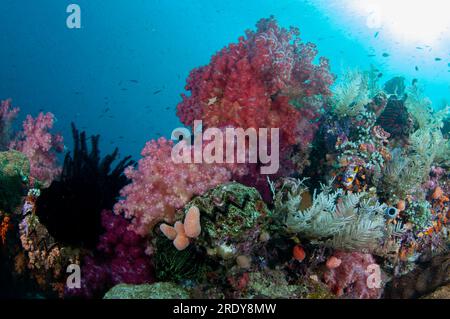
[1,0,449,159]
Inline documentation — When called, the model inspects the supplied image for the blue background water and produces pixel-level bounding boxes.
[1,0,449,160]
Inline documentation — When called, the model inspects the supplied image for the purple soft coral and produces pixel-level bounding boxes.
[66,210,154,298]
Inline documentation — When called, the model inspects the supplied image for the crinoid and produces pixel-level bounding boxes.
[36,124,134,248]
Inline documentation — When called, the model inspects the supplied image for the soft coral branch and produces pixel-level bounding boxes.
[10,112,64,187]
[114,137,231,236]
[0,99,19,151]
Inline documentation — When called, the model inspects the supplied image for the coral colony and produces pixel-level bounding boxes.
[1,16,450,299]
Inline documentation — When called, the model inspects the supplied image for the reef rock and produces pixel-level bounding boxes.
[421,284,450,299]
[103,282,190,299]
[0,150,29,212]
[384,253,450,299]
[182,182,272,263]
[154,182,273,283]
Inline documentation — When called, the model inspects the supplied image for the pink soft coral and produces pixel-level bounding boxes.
[114,137,231,236]
[0,99,19,150]
[10,112,64,187]
[323,251,383,299]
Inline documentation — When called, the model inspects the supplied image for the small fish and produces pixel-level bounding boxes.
[121,88,128,91]
[153,89,163,95]
[165,107,170,110]
[367,54,376,57]
[416,46,423,50]
[435,57,442,61]
[412,78,418,86]
[129,80,139,83]
[415,66,419,71]
[374,31,379,38]
[343,165,359,187]
[382,52,390,57]
[377,73,383,78]
[103,107,110,113]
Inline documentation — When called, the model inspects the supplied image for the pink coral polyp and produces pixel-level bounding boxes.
[114,137,231,236]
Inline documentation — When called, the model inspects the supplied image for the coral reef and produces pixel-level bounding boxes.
[384,252,450,298]
[35,124,133,248]
[331,69,370,119]
[0,99,19,151]
[10,112,64,187]
[282,178,387,253]
[323,251,383,299]
[154,236,207,283]
[103,282,189,299]
[66,210,153,298]
[242,269,333,299]
[114,137,231,236]
[2,18,450,301]
[153,182,272,284]
[18,189,80,297]
[181,182,272,265]
[0,151,29,212]
[176,16,334,197]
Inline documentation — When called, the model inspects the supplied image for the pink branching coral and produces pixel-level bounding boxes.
[66,210,154,298]
[0,99,19,150]
[114,137,231,236]
[323,251,383,299]
[10,112,64,187]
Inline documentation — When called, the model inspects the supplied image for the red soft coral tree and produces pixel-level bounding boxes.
[177,17,334,197]
[10,112,64,187]
[177,17,334,139]
[323,251,383,299]
[114,137,231,236]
